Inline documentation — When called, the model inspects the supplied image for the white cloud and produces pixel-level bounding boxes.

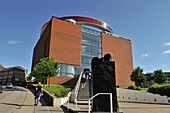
[164,42,170,46]
[141,54,149,57]
[162,49,170,54]
[163,65,166,68]
[7,40,21,45]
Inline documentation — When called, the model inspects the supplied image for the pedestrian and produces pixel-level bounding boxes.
[34,82,43,106]
[81,74,86,90]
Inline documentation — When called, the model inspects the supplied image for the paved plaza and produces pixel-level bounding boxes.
[119,102,170,113]
[1,86,170,113]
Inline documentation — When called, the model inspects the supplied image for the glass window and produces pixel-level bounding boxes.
[81,27,102,69]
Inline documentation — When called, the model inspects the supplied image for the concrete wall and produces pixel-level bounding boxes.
[117,88,169,104]
[42,87,69,106]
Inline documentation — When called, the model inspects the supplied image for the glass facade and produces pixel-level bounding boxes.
[57,63,82,77]
[81,27,102,68]
[58,27,102,77]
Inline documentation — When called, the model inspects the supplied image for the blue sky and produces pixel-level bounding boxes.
[0,0,170,74]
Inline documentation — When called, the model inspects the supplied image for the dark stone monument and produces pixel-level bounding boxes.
[91,53,119,112]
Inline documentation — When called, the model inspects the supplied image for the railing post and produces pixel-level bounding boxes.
[75,93,77,108]
[110,93,113,113]
[88,93,113,113]
[67,96,69,111]
[88,99,90,113]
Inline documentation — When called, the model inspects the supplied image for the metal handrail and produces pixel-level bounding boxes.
[88,93,113,113]
[67,91,72,111]
[67,70,85,111]
[74,71,84,106]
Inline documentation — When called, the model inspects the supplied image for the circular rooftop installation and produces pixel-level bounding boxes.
[60,16,113,33]
[40,16,113,36]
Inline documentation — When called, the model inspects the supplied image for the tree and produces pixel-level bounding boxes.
[31,56,60,87]
[153,69,167,84]
[130,66,147,87]
[30,65,42,82]
[27,73,32,81]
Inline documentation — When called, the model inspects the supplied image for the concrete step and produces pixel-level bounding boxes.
[77,100,92,105]
[62,102,122,113]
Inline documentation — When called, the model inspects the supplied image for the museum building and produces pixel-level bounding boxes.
[31,16,134,87]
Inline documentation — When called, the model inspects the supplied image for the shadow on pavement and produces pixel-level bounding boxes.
[3,87,26,92]
[1,102,34,107]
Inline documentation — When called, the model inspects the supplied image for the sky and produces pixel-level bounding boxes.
[0,0,170,74]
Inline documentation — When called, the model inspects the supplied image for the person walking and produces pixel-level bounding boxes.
[81,74,86,90]
[34,82,43,106]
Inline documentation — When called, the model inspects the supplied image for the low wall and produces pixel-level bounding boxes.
[42,89,69,106]
[31,85,69,106]
[42,90,54,106]
[117,88,170,104]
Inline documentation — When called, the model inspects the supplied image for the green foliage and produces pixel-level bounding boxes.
[130,66,147,86]
[147,84,170,97]
[140,88,148,92]
[55,87,71,98]
[31,56,60,82]
[128,85,136,89]
[154,69,168,84]
[27,73,32,80]
[127,85,141,91]
[136,86,141,90]
[116,85,120,88]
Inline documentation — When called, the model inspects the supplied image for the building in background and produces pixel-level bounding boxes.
[0,64,5,70]
[32,16,134,87]
[145,72,170,87]
[0,66,27,84]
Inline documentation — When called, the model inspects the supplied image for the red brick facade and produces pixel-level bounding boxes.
[102,33,134,87]
[32,21,51,70]
[32,17,134,87]
[49,18,81,65]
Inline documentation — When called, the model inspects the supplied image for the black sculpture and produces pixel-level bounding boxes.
[91,53,119,112]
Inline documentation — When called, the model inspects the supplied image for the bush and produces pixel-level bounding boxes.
[128,85,141,91]
[55,87,71,98]
[127,85,141,91]
[116,85,120,88]
[147,84,170,97]
[136,86,141,91]
[128,85,136,90]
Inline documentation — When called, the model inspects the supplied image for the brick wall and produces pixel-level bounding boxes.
[102,33,134,87]
[49,18,81,66]
[31,20,51,70]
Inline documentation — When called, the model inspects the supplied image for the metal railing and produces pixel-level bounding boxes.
[67,70,85,111]
[67,92,72,111]
[88,93,113,113]
[74,71,84,106]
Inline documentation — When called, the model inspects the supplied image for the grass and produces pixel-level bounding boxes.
[33,84,73,98]
[120,87,148,92]
[140,88,148,92]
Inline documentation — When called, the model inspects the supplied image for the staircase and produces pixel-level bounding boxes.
[78,79,91,100]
